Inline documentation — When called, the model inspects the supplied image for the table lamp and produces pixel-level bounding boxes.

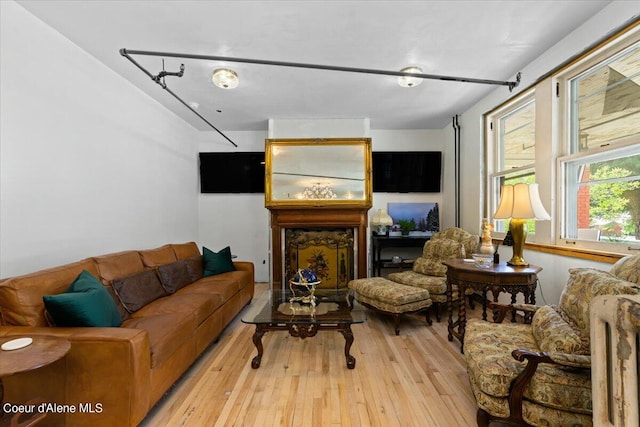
[371,209,393,235]
[492,183,550,266]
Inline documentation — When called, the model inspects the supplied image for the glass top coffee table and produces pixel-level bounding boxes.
[241,288,366,369]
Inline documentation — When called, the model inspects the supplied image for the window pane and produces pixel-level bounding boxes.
[571,42,640,152]
[564,152,640,243]
[499,101,535,170]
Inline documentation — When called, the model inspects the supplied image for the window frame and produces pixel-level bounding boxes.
[554,28,640,254]
[486,89,536,236]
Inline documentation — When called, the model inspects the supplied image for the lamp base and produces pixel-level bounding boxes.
[508,218,529,267]
[506,256,529,267]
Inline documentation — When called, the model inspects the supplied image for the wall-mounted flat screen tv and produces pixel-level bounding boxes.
[372,151,441,193]
[199,152,265,193]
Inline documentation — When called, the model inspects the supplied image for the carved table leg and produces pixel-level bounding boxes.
[511,291,518,322]
[458,283,467,353]
[340,325,356,369]
[481,290,488,321]
[447,279,454,341]
[251,325,267,369]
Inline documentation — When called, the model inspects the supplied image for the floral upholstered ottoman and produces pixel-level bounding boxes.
[348,277,432,335]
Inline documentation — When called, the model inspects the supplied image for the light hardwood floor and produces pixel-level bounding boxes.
[140,283,479,426]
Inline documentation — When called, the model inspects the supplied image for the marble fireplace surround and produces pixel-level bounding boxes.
[270,207,369,289]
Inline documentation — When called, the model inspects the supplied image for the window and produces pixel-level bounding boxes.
[559,37,640,251]
[485,22,639,255]
[487,93,536,233]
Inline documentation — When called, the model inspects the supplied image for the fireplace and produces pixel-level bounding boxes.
[269,207,369,288]
[285,228,354,289]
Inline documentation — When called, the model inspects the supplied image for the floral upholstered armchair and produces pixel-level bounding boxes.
[463,254,640,427]
[388,227,479,321]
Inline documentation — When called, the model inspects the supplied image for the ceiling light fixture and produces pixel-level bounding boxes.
[212,68,239,89]
[398,66,423,87]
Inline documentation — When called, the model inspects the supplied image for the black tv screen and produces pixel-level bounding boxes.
[199,152,265,193]
[372,151,441,193]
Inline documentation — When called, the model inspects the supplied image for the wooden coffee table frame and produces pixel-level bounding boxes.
[242,290,365,369]
[442,259,541,353]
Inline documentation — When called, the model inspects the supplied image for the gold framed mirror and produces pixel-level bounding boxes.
[265,138,372,208]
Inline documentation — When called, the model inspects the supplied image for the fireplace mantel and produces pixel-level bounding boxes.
[269,207,369,287]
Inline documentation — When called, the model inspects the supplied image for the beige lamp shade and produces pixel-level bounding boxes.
[371,209,393,226]
[493,183,550,220]
[493,183,550,266]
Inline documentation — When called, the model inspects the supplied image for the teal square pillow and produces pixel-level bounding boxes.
[203,246,236,277]
[43,270,122,327]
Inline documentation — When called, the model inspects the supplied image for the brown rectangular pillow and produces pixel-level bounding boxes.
[112,269,166,313]
[184,256,204,283]
[157,260,193,294]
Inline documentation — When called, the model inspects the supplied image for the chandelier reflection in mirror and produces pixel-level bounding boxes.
[300,183,337,200]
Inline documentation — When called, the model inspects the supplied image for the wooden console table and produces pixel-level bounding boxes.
[442,259,541,352]
[371,235,430,276]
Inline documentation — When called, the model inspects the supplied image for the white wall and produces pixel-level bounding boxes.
[0,1,200,277]
[456,1,638,304]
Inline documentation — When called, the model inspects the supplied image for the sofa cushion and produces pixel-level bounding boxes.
[139,244,177,268]
[171,242,201,260]
[112,269,167,313]
[532,305,590,355]
[121,312,196,368]
[560,268,640,335]
[185,256,204,282]
[157,260,192,294]
[0,259,99,327]
[203,246,236,276]
[609,254,640,285]
[93,251,145,285]
[131,293,223,325]
[43,270,121,327]
[182,276,240,300]
[389,271,448,293]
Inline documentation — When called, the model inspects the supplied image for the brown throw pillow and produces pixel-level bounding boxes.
[185,256,204,283]
[157,260,193,294]
[112,269,167,313]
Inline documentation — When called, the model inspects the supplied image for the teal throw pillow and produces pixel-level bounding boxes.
[43,270,122,327]
[203,246,236,277]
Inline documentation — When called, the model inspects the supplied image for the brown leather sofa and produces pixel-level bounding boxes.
[0,242,254,426]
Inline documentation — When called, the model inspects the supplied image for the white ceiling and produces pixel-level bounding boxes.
[18,0,612,133]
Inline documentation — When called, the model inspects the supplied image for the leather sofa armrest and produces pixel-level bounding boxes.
[0,326,151,427]
[233,261,254,278]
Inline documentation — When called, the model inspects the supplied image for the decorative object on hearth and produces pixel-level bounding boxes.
[212,68,239,89]
[371,209,393,235]
[289,268,321,306]
[493,183,550,266]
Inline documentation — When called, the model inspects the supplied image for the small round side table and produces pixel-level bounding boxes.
[0,336,71,427]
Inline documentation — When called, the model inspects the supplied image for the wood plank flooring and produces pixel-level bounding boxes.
[140,283,479,426]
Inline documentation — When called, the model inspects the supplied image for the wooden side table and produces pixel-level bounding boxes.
[442,259,541,353]
[0,336,71,426]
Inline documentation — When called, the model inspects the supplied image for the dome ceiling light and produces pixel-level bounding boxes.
[212,68,239,89]
[398,66,423,87]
